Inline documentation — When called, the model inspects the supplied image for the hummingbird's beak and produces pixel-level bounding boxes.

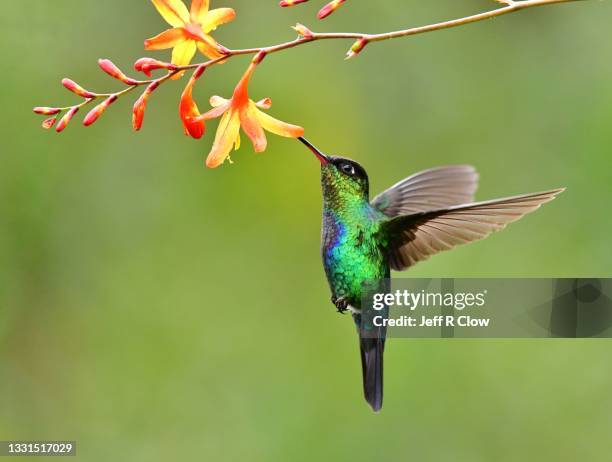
[298,137,329,165]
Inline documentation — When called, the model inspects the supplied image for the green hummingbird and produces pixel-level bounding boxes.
[298,137,564,412]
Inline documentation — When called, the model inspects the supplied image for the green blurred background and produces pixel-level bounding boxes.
[1,0,611,460]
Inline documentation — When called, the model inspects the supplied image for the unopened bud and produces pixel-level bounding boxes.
[345,37,368,60]
[62,78,96,98]
[292,23,314,39]
[33,107,61,115]
[98,59,139,85]
[42,117,57,130]
[132,81,160,131]
[252,51,267,65]
[280,0,309,7]
[56,106,80,133]
[317,0,345,19]
[83,95,117,127]
[134,57,177,77]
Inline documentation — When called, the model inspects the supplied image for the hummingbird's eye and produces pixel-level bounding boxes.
[340,163,356,176]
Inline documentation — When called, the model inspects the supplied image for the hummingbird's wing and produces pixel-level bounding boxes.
[381,189,564,271]
[371,165,479,216]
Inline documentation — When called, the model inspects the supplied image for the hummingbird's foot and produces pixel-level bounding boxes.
[333,296,349,315]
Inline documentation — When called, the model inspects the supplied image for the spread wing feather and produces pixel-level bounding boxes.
[371,165,479,216]
[383,189,564,271]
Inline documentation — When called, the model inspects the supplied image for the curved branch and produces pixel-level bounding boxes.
[34,0,592,132]
[181,0,589,68]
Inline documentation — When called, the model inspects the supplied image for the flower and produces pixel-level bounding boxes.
[179,65,207,139]
[144,0,235,72]
[194,59,305,168]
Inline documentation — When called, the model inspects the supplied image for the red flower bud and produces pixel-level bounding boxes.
[42,117,57,130]
[252,51,267,65]
[98,59,139,85]
[56,106,80,133]
[280,0,309,6]
[345,37,368,60]
[33,107,61,115]
[134,57,177,77]
[317,0,345,19]
[83,95,117,127]
[179,67,206,139]
[62,78,96,98]
[132,82,159,131]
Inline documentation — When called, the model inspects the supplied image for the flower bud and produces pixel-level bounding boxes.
[252,51,267,65]
[132,82,160,131]
[180,68,206,139]
[292,23,314,39]
[280,0,309,6]
[56,106,79,133]
[83,95,117,127]
[317,0,345,19]
[42,117,57,130]
[134,57,177,77]
[33,107,61,115]
[62,78,96,98]
[98,59,139,85]
[345,37,368,60]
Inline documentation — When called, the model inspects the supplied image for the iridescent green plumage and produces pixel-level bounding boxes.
[321,163,389,306]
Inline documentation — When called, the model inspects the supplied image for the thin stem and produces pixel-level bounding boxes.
[178,0,587,68]
[367,0,587,42]
[39,0,591,125]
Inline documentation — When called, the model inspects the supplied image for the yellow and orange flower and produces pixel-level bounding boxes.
[180,58,304,168]
[144,0,235,71]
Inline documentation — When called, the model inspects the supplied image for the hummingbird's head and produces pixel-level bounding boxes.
[298,137,369,200]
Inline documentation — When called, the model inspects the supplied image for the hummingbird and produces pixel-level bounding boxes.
[298,137,564,412]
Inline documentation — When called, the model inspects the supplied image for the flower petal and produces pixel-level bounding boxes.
[255,98,272,110]
[151,0,189,27]
[172,39,197,66]
[196,37,223,60]
[202,8,237,33]
[241,104,267,153]
[200,101,230,120]
[207,110,241,168]
[190,0,209,24]
[199,102,230,121]
[144,28,187,50]
[231,62,256,106]
[210,95,229,108]
[256,110,305,138]
[170,40,197,79]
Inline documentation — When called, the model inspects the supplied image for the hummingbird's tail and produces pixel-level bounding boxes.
[359,335,385,412]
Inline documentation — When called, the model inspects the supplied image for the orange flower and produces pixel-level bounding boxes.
[179,66,206,139]
[196,60,305,168]
[144,0,235,72]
